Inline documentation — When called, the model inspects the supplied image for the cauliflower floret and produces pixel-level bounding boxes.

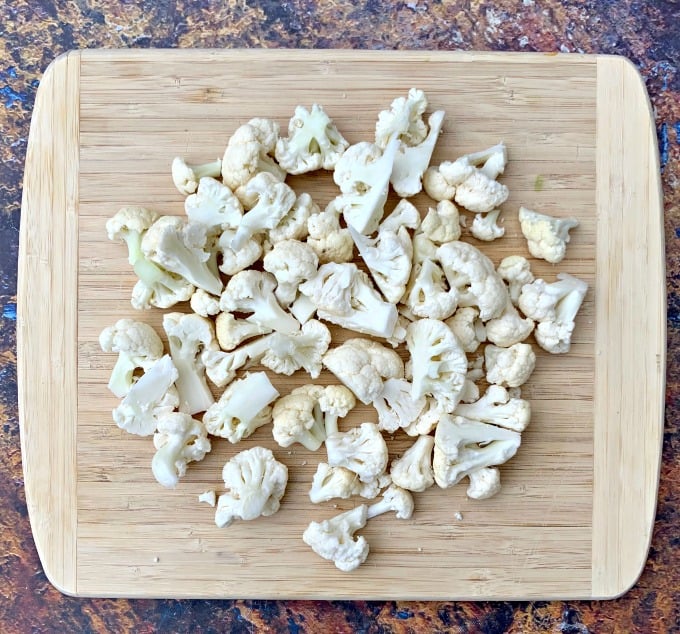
[485,343,536,388]
[309,463,388,503]
[184,176,242,231]
[406,318,468,413]
[307,201,354,264]
[326,422,389,483]
[171,156,221,195]
[420,200,461,244]
[215,447,288,527]
[151,412,211,488]
[485,300,534,347]
[215,311,271,351]
[263,239,319,306]
[203,372,279,442]
[471,208,505,242]
[275,104,349,174]
[405,258,458,320]
[445,306,486,353]
[518,206,579,264]
[402,397,443,437]
[268,192,318,244]
[99,318,164,397]
[497,255,534,306]
[372,378,426,433]
[454,384,531,432]
[375,87,429,148]
[454,170,509,214]
[390,435,435,492]
[190,289,220,318]
[380,199,421,233]
[366,484,415,520]
[217,228,263,276]
[466,467,502,500]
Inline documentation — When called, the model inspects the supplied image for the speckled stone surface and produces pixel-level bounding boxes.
[0,1,678,632]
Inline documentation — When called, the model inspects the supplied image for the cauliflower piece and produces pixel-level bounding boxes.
[403,397,443,437]
[331,137,400,234]
[307,201,354,264]
[326,422,389,483]
[171,156,221,195]
[142,216,223,296]
[497,255,534,306]
[184,177,242,231]
[437,240,509,320]
[406,318,468,413]
[466,467,502,500]
[221,118,285,191]
[216,228,263,276]
[190,289,220,318]
[485,343,536,388]
[268,192,318,244]
[162,312,218,414]
[518,206,579,264]
[323,338,404,404]
[215,311,271,351]
[485,300,534,347]
[405,258,458,320]
[309,463,388,503]
[300,263,398,339]
[112,355,179,436]
[372,377,426,433]
[380,199,421,233]
[275,104,349,173]
[303,505,369,572]
[471,208,505,242]
[412,232,438,265]
[445,306,486,353]
[289,293,317,324]
[366,484,414,520]
[420,200,461,244]
[198,490,217,507]
[220,270,300,334]
[106,206,194,310]
[455,384,531,432]
[458,378,481,404]
[215,447,288,527]
[99,318,164,397]
[375,87,429,148]
[390,435,435,492]
[386,314,411,348]
[151,412,211,488]
[263,239,319,306]
[203,372,279,442]
[454,170,509,214]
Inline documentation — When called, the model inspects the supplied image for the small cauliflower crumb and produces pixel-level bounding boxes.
[198,490,217,507]
[454,512,464,521]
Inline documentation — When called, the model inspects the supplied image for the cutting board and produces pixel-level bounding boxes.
[18,50,665,600]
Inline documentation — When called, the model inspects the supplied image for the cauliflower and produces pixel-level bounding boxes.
[445,306,486,353]
[215,447,288,527]
[111,355,179,436]
[303,505,369,572]
[307,201,354,264]
[390,435,435,492]
[99,318,164,397]
[325,422,389,483]
[497,255,534,306]
[402,397,443,437]
[299,263,398,339]
[484,343,536,388]
[437,240,509,320]
[366,484,414,520]
[375,87,429,148]
[162,312,218,414]
[268,192,318,245]
[275,104,349,173]
[220,270,300,334]
[466,467,502,500]
[406,319,468,413]
[184,176,242,231]
[485,300,535,348]
[106,206,194,309]
[309,463,389,503]
[432,414,521,493]
[216,228,263,276]
[420,201,461,244]
[190,289,220,318]
[215,311,271,351]
[221,118,285,191]
[405,258,458,320]
[203,372,279,442]
[454,384,531,432]
[372,377,426,433]
[380,199,421,233]
[471,208,505,242]
[263,239,319,306]
[171,156,221,195]
[151,412,211,488]
[518,206,579,264]
[198,490,217,507]
[142,216,223,296]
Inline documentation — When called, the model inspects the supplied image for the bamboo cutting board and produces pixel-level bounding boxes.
[18,50,665,600]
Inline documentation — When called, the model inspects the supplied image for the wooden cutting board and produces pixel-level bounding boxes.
[18,50,665,600]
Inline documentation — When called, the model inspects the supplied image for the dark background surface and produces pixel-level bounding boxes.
[0,1,678,632]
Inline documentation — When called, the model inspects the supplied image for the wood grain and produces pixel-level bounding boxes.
[18,49,664,599]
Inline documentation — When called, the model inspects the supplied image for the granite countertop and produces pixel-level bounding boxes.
[1,1,678,632]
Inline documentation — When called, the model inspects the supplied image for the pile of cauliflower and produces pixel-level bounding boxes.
[99,89,588,572]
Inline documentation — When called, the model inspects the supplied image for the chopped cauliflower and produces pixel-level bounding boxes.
[471,208,505,242]
[518,206,579,264]
[420,201,461,244]
[485,343,536,388]
[497,255,534,306]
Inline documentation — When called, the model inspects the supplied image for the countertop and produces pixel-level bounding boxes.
[1,1,678,632]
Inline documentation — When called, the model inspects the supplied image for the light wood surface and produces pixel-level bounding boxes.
[18,50,665,600]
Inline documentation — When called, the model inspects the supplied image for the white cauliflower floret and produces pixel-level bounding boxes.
[184,176,242,231]
[275,104,349,173]
[471,208,505,242]
[99,318,164,397]
[215,447,288,527]
[485,343,536,388]
[466,467,502,500]
[380,199,421,233]
[375,87,429,148]
[390,435,435,492]
[151,412,211,488]
[485,300,534,347]
[221,118,285,191]
[325,422,389,483]
[406,318,468,413]
[309,464,388,503]
[518,206,579,264]
[412,232,438,265]
[420,200,461,244]
[366,484,415,520]
[303,505,369,572]
[372,377,426,433]
[190,289,220,318]
[437,240,509,320]
[405,258,458,320]
[263,239,319,306]
[307,201,354,264]
[454,384,531,432]
[214,311,271,351]
[217,228,263,276]
[171,156,221,195]
[268,192,318,244]
[198,490,217,507]
[445,306,486,353]
[203,372,279,442]
[497,255,534,306]
[403,397,443,437]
